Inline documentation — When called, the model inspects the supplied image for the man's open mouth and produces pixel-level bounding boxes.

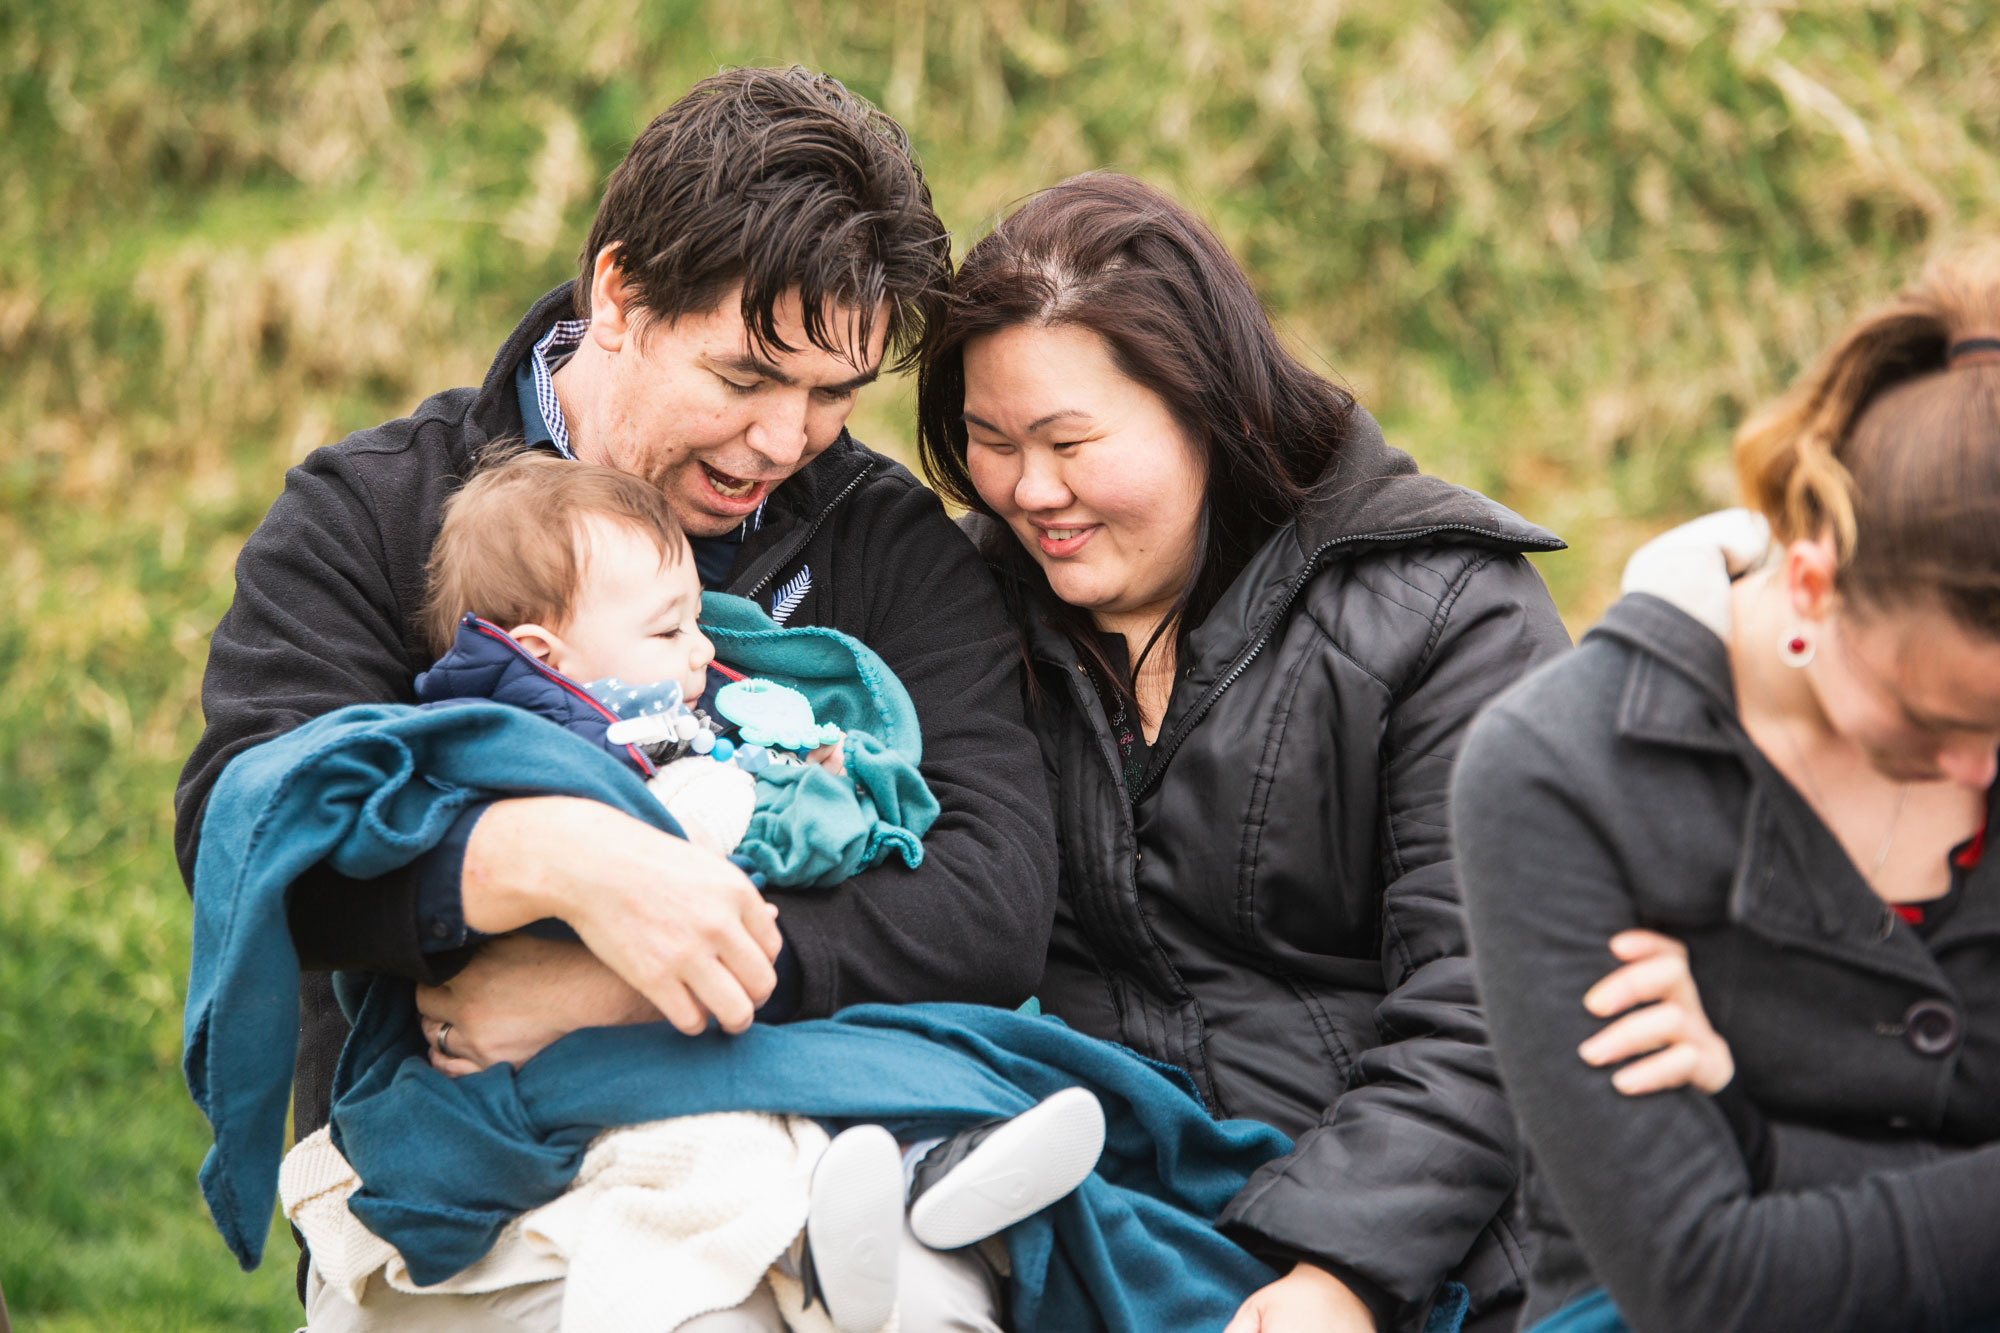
[700,462,763,501]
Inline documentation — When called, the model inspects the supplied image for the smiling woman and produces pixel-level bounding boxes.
[919,173,1571,1333]
[961,323,1207,734]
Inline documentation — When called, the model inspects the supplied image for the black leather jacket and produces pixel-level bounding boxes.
[998,414,1569,1329]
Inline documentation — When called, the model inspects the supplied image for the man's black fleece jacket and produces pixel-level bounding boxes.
[174,284,1059,1143]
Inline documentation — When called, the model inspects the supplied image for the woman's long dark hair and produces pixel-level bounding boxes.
[917,172,1358,710]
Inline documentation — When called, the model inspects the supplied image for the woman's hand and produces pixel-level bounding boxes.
[1617,507,1771,642]
[1579,930,1735,1095]
[416,934,664,1076]
[1222,1263,1377,1333]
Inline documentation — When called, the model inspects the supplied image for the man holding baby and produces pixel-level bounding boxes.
[176,66,1056,1325]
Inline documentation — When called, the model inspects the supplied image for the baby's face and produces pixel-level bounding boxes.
[551,516,713,702]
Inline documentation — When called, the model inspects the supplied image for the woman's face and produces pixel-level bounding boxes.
[1806,594,2000,790]
[961,323,1206,631]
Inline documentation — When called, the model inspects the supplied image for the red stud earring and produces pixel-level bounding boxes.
[1780,632,1815,668]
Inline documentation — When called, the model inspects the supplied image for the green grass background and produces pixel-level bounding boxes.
[4,1,1998,1325]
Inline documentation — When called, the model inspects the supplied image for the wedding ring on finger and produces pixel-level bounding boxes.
[436,1021,455,1060]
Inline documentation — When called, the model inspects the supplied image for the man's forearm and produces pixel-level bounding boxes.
[285,803,494,980]
[287,796,636,980]
[286,857,438,977]
[458,796,607,933]
[422,795,784,1043]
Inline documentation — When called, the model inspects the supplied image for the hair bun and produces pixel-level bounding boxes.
[1732,240,2000,633]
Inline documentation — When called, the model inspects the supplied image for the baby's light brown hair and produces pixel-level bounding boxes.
[423,451,688,656]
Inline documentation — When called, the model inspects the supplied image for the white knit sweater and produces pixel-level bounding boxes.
[648,756,758,858]
[283,1112,846,1332]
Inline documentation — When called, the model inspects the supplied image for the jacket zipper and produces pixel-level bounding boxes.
[1131,522,1561,802]
[1069,659,1138,807]
[742,462,877,601]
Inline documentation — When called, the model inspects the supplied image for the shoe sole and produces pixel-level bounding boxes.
[909,1086,1106,1250]
[807,1125,904,1333]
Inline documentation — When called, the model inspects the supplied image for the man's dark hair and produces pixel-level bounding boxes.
[578,66,950,371]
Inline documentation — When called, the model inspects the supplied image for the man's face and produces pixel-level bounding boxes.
[568,275,890,538]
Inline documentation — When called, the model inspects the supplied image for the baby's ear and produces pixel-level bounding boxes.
[507,623,562,664]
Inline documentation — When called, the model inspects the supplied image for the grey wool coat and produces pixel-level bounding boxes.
[1456,592,2000,1333]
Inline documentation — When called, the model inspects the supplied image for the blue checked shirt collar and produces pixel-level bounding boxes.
[528,319,590,459]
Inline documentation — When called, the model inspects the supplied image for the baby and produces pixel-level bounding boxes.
[302,452,1103,1333]
[419,449,872,871]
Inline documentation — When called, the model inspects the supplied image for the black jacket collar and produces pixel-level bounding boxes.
[1589,593,1743,756]
[725,432,877,600]
[1291,408,1563,558]
[471,284,578,442]
[1188,409,1562,674]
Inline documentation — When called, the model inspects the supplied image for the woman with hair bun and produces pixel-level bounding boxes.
[1455,245,2000,1333]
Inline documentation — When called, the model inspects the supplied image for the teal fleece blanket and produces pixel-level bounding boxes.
[334,995,1287,1332]
[699,592,939,887]
[184,701,667,1268]
[185,701,1289,1331]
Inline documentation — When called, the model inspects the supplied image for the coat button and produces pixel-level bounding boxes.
[1903,999,1961,1057]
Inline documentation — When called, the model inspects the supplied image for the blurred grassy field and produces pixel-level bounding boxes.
[4,1,1998,1326]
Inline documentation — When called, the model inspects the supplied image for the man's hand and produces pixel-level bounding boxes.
[460,796,784,1035]
[417,934,660,1075]
[1580,929,1735,1096]
[1223,1263,1377,1333]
